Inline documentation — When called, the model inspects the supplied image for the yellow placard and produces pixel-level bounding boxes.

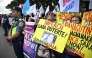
[56,12,82,25]
[82,12,92,27]
[64,22,92,58]
[32,19,71,53]
[81,19,86,26]
[82,12,92,21]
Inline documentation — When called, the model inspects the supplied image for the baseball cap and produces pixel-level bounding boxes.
[12,6,23,15]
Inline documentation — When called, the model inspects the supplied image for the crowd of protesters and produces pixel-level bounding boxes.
[0,14,13,36]
[1,8,92,58]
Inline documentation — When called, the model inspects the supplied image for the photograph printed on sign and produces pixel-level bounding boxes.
[41,31,57,45]
[84,20,89,26]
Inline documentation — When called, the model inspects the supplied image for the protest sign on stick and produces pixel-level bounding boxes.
[56,12,82,25]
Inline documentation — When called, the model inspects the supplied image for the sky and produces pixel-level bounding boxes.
[0,0,12,14]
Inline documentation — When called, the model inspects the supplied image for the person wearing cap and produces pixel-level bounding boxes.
[2,15,9,36]
[7,6,25,58]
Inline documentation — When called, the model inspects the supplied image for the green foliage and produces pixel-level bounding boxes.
[6,0,59,11]
[6,0,89,11]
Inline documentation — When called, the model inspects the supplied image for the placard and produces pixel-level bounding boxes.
[32,19,71,53]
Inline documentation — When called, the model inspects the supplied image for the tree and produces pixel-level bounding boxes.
[6,0,90,12]
[6,0,59,11]
[6,0,25,9]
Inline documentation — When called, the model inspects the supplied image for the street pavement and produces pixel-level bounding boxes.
[0,26,17,58]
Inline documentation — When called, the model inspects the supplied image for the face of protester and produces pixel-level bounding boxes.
[71,17,80,24]
[35,18,39,25]
[12,10,20,18]
[47,34,54,43]
[47,15,53,21]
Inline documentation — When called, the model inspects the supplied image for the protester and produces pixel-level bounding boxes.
[1,15,4,26]
[8,15,13,30]
[0,14,2,26]
[71,15,82,24]
[28,17,35,22]
[64,15,82,58]
[46,14,64,58]
[2,15,8,36]
[26,15,30,22]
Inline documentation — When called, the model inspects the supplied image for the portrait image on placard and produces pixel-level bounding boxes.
[84,20,89,26]
[41,31,57,45]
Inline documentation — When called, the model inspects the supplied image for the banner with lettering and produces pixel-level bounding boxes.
[23,22,38,58]
[56,12,82,25]
[32,19,71,53]
[64,22,92,58]
[59,0,79,12]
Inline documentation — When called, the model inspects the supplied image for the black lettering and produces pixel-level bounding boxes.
[37,24,46,29]
[69,41,83,51]
[47,26,67,38]
[69,41,75,47]
[53,28,59,34]
[89,36,92,43]
[81,34,89,41]
[76,43,81,50]
[76,32,80,38]
[47,26,52,31]
[80,39,92,51]
[70,31,89,41]
[66,44,75,51]
[61,32,66,38]
[88,45,92,52]
[64,33,68,38]
[81,40,90,48]
[80,40,85,45]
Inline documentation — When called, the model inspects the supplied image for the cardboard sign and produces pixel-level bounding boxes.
[32,19,71,53]
[82,12,92,27]
[64,22,92,58]
[56,12,82,25]
[82,12,92,21]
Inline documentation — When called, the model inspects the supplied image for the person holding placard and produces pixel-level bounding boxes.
[35,15,56,58]
[64,15,82,58]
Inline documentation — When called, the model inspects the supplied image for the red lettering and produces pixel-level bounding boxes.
[65,22,71,28]
[81,26,86,35]
[88,12,92,21]
[44,20,51,26]
[74,49,85,58]
[64,22,88,35]
[83,12,89,20]
[71,23,77,31]
[44,42,57,50]
[69,35,78,43]
[45,20,63,30]
[85,27,92,36]
[76,24,83,33]
[88,22,92,27]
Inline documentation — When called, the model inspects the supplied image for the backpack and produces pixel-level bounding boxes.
[37,45,50,58]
